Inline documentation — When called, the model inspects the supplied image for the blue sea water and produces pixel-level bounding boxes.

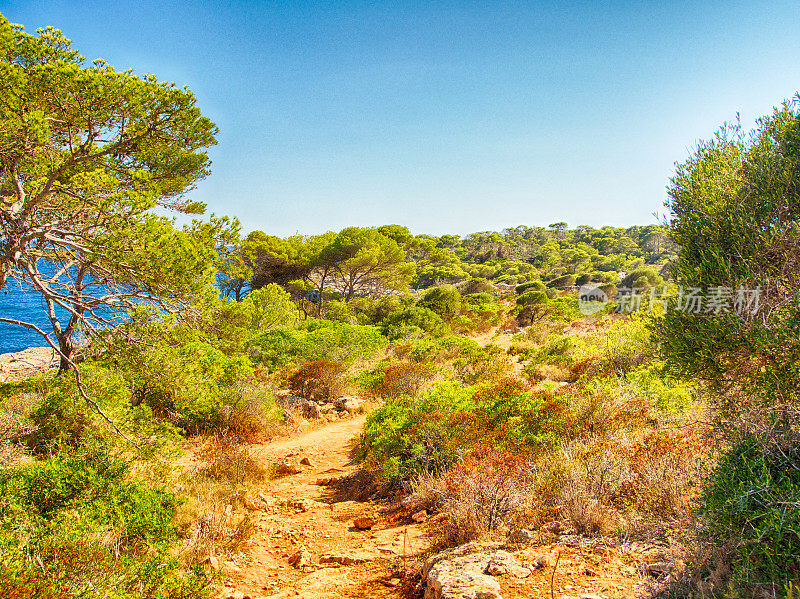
[0,282,71,354]
[1,267,228,355]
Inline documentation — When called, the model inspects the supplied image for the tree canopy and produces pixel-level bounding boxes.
[0,16,231,368]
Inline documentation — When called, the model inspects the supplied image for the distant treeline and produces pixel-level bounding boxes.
[219,223,676,303]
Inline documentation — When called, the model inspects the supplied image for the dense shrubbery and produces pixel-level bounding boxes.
[699,436,800,588]
[288,359,347,400]
[379,306,450,340]
[655,99,800,593]
[0,444,210,598]
[418,285,462,318]
[373,362,435,399]
[249,319,387,368]
[357,380,565,483]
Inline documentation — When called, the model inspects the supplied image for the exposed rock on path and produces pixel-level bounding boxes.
[0,347,57,382]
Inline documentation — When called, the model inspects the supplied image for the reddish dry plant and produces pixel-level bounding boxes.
[617,428,708,520]
[377,362,434,399]
[554,427,708,536]
[474,376,530,400]
[442,448,535,545]
[288,359,346,400]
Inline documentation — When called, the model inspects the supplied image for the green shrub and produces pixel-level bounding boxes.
[515,291,552,325]
[620,266,663,290]
[324,300,358,324]
[358,379,564,483]
[549,296,582,321]
[357,382,481,482]
[236,283,299,330]
[380,306,450,340]
[407,334,485,363]
[524,334,576,367]
[418,285,461,318]
[0,444,206,598]
[463,292,495,306]
[26,390,94,455]
[516,290,549,306]
[347,295,409,325]
[547,274,576,288]
[458,278,494,295]
[699,436,800,590]
[375,362,435,398]
[515,280,546,294]
[625,362,694,415]
[249,320,387,368]
[474,378,564,447]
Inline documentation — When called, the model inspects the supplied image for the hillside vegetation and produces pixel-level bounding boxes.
[0,221,693,598]
[1,16,799,599]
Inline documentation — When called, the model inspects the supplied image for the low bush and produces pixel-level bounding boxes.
[0,444,209,598]
[288,359,347,401]
[26,390,95,455]
[417,285,461,318]
[515,280,546,294]
[524,363,573,383]
[462,292,495,306]
[698,435,800,591]
[380,306,450,340]
[620,266,664,290]
[375,362,435,399]
[457,278,494,295]
[217,382,285,441]
[522,334,576,367]
[545,424,702,538]
[516,290,549,306]
[451,344,510,385]
[357,382,483,482]
[548,296,582,321]
[547,274,576,288]
[358,379,565,483]
[346,295,409,325]
[441,449,535,546]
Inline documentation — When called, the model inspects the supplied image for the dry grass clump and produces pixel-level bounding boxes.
[526,363,573,383]
[500,315,522,334]
[564,391,651,437]
[453,349,511,385]
[329,467,388,502]
[389,342,414,360]
[197,433,269,485]
[406,471,448,514]
[551,440,628,535]
[547,427,704,538]
[175,433,270,565]
[175,476,257,564]
[438,449,535,547]
[218,383,283,442]
[0,393,38,467]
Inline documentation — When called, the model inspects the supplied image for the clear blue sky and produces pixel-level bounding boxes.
[2,1,799,236]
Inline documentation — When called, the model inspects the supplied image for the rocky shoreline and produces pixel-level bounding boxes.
[0,347,59,383]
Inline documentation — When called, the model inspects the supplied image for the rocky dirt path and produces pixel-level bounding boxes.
[218,415,430,599]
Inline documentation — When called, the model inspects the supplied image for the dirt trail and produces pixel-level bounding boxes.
[218,415,429,599]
